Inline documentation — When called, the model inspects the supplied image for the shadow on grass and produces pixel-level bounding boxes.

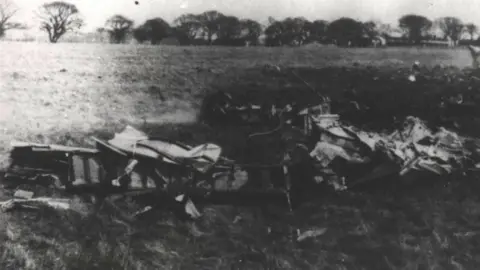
[2,163,480,269]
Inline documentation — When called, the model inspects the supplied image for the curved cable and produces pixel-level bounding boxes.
[247,106,289,140]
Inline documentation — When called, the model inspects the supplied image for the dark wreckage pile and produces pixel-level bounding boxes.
[3,90,480,220]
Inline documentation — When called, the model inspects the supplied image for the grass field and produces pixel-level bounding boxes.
[0,41,480,269]
[0,42,473,135]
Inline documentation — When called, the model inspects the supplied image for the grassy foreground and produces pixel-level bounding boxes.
[0,42,479,269]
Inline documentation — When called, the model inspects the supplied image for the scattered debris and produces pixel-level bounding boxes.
[412,61,420,71]
[5,141,102,190]
[200,90,276,125]
[5,102,479,213]
[184,198,202,219]
[5,124,295,219]
[297,227,328,242]
[299,103,477,190]
[133,205,153,217]
[14,190,34,199]
[0,197,70,212]
[263,64,282,74]
[233,215,242,224]
[4,82,480,223]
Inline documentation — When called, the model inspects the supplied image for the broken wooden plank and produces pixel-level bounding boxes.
[82,157,91,184]
[11,141,99,155]
[0,198,71,212]
[6,166,55,174]
[14,190,34,199]
[67,154,75,185]
[92,137,128,157]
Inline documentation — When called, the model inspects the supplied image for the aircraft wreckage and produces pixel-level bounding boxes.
[3,90,480,218]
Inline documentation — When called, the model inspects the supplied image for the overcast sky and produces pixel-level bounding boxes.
[10,0,480,32]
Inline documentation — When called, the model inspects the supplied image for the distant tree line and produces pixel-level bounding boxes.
[130,11,264,46]
[99,12,480,47]
[1,0,480,47]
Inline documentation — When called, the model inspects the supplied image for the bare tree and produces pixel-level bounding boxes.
[326,17,365,47]
[173,13,202,45]
[216,15,242,42]
[138,17,171,44]
[37,1,84,43]
[363,20,378,39]
[465,23,478,41]
[240,19,262,45]
[436,16,464,45]
[376,23,394,37]
[399,14,432,44]
[95,27,109,43]
[306,20,329,43]
[267,16,276,26]
[198,10,225,44]
[105,15,134,44]
[0,0,26,38]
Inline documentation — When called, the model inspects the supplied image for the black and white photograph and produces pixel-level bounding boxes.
[0,0,480,269]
